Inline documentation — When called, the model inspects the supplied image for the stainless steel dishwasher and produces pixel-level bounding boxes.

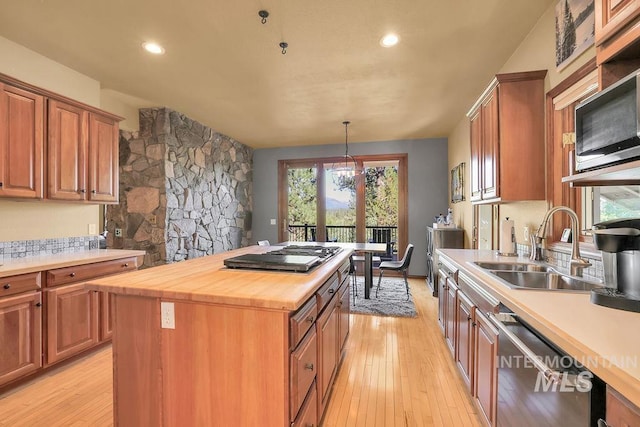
[489,310,605,426]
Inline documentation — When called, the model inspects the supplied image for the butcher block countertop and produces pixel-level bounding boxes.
[439,248,640,408]
[0,249,146,278]
[86,245,353,312]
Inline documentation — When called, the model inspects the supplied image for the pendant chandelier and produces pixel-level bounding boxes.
[332,121,360,177]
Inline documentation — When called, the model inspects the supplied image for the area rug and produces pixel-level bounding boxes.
[349,276,417,318]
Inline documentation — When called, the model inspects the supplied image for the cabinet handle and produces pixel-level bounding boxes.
[35,302,42,307]
[472,322,477,327]
[304,363,314,371]
[467,315,472,321]
[305,316,314,323]
[123,263,129,267]
[3,283,10,290]
[0,182,3,187]
[91,190,96,194]
[80,189,86,193]
[328,288,335,294]
[69,272,76,278]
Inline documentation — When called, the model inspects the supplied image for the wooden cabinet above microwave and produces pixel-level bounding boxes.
[0,72,121,203]
[467,70,547,204]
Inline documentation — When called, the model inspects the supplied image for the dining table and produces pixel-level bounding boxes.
[276,241,388,299]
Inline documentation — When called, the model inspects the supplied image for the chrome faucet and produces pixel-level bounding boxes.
[531,206,591,276]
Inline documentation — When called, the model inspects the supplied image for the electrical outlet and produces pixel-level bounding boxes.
[149,215,157,225]
[88,223,97,234]
[270,218,276,225]
[161,302,175,329]
[115,228,123,237]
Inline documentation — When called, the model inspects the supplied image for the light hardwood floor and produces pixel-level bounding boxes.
[0,278,480,426]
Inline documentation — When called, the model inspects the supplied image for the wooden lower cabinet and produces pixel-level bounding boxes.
[445,278,458,355]
[437,270,448,331]
[606,385,640,427]
[0,292,42,387]
[455,292,475,392]
[338,277,350,353]
[317,296,339,415]
[99,291,114,342]
[293,383,318,427]
[45,283,99,365]
[474,310,498,427]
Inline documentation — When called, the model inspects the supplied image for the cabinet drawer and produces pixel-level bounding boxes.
[290,297,317,350]
[292,382,317,427]
[46,257,138,287]
[0,272,41,297]
[337,259,350,284]
[290,327,317,421]
[316,273,339,313]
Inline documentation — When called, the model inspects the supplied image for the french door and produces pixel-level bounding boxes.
[278,154,407,258]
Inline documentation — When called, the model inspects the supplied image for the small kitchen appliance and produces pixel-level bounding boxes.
[591,218,640,312]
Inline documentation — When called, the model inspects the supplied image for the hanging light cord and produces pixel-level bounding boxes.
[343,120,351,168]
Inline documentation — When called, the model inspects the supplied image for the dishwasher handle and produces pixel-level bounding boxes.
[488,313,562,384]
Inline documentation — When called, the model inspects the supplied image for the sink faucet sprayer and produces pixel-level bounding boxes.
[530,206,591,276]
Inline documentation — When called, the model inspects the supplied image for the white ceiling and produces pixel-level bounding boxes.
[0,0,554,148]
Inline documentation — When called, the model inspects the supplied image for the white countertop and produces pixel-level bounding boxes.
[438,249,640,407]
[0,249,146,278]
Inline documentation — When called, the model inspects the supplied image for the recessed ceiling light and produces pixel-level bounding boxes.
[380,34,399,47]
[142,42,165,55]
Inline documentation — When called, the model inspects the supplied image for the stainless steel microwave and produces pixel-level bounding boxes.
[575,70,640,171]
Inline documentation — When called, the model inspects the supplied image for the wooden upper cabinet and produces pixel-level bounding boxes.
[88,113,118,202]
[0,82,44,199]
[595,0,640,45]
[1,72,120,204]
[466,70,547,204]
[481,88,499,200]
[48,99,87,201]
[469,110,482,202]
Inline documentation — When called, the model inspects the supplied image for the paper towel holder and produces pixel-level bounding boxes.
[498,217,518,257]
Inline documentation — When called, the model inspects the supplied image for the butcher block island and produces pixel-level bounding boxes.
[86,245,353,427]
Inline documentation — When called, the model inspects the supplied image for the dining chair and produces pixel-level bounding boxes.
[349,255,358,304]
[375,244,414,300]
[257,240,270,246]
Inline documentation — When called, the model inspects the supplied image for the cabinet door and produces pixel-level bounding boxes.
[99,291,114,342]
[595,0,640,44]
[481,87,499,200]
[338,281,350,354]
[444,278,457,356]
[317,299,338,414]
[48,99,88,201]
[0,292,42,387]
[437,270,447,332]
[0,83,44,199]
[474,310,498,427]
[46,283,99,365]
[88,112,118,203]
[469,109,483,201]
[455,292,475,392]
[607,385,640,426]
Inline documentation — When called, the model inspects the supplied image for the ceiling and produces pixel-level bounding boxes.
[0,0,554,148]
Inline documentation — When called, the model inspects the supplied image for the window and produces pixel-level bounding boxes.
[278,154,407,256]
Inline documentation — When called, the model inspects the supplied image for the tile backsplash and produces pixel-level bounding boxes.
[0,236,99,262]
[516,243,604,282]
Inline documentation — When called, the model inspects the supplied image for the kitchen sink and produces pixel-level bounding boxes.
[473,261,556,272]
[491,271,603,292]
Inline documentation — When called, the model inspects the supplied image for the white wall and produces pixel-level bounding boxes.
[0,36,101,241]
[252,138,449,277]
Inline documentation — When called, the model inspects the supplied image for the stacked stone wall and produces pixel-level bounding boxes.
[107,108,252,268]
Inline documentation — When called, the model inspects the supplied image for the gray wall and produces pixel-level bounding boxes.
[252,138,449,277]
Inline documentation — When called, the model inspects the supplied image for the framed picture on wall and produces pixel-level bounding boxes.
[555,0,594,70]
[451,162,464,203]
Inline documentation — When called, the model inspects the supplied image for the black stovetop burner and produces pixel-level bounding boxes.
[223,245,343,272]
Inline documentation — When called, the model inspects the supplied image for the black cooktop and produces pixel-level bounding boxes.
[224,245,343,272]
